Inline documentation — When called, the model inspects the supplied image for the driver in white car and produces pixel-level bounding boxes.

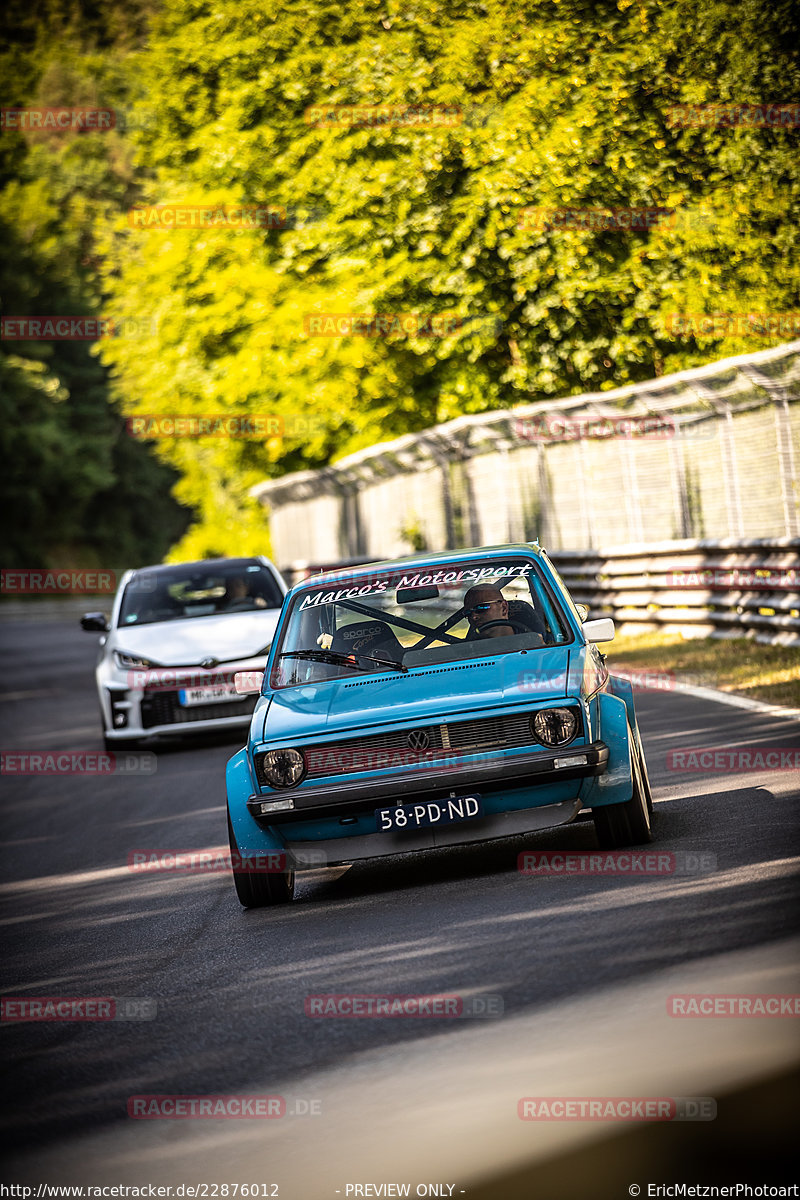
[224,576,267,610]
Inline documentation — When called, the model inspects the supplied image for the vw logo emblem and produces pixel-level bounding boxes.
[200,657,219,669]
[407,729,430,751]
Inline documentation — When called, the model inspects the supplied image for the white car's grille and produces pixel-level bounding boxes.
[140,690,256,728]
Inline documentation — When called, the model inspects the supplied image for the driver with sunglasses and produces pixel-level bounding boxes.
[463,585,516,638]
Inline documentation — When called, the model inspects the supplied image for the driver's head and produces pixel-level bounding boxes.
[463,585,508,631]
[227,577,248,600]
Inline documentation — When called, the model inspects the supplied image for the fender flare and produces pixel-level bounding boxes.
[226,748,286,856]
[579,690,635,808]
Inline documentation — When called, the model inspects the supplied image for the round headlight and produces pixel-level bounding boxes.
[532,707,578,746]
[260,748,306,788]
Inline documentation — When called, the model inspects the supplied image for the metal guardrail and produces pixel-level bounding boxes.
[282,538,800,647]
[549,538,800,646]
[256,341,800,566]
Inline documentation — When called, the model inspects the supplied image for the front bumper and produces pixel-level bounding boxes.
[283,798,583,865]
[99,664,262,740]
[103,707,255,740]
[247,741,609,822]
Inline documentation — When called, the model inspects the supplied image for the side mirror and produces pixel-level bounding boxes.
[575,604,589,622]
[583,617,615,644]
[81,612,109,632]
[234,670,264,695]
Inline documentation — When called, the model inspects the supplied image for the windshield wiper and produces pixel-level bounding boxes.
[277,649,407,674]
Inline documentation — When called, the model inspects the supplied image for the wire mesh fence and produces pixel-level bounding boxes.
[254,341,800,568]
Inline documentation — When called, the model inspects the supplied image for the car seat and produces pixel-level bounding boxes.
[331,620,404,660]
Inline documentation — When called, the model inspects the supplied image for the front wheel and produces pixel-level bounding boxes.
[227,814,295,908]
[593,725,653,849]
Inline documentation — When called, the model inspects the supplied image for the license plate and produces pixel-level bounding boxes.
[375,795,483,832]
[178,683,240,706]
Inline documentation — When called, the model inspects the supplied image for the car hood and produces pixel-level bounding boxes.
[259,646,575,743]
[111,611,280,667]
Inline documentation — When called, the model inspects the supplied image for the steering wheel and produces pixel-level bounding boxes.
[473,618,531,638]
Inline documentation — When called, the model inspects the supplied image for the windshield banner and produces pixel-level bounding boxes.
[298,563,534,609]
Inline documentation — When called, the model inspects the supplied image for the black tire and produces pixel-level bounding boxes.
[593,724,653,849]
[227,813,295,908]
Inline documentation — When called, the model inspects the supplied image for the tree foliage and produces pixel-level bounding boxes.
[0,0,190,569]
[5,0,799,561]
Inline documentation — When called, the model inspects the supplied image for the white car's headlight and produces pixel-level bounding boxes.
[532,707,579,746]
[114,651,156,670]
[259,749,306,788]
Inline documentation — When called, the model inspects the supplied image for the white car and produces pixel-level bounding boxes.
[81,557,287,749]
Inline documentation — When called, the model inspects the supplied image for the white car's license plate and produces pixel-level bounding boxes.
[375,795,483,832]
[178,683,240,706]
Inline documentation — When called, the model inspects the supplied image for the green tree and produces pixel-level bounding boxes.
[0,0,191,569]
[14,0,796,559]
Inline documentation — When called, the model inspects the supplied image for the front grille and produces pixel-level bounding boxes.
[255,709,581,784]
[140,689,256,728]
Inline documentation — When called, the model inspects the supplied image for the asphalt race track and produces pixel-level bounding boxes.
[1,614,799,1197]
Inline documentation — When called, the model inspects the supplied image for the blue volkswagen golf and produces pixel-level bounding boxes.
[226,543,654,906]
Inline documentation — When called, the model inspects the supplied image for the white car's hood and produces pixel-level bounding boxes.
[111,611,280,666]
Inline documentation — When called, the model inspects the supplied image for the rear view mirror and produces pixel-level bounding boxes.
[81,612,109,632]
[396,586,439,603]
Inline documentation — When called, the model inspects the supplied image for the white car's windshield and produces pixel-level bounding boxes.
[270,557,571,688]
[119,561,283,627]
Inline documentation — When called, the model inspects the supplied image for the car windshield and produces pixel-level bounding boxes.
[270,556,571,688]
[118,562,283,627]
